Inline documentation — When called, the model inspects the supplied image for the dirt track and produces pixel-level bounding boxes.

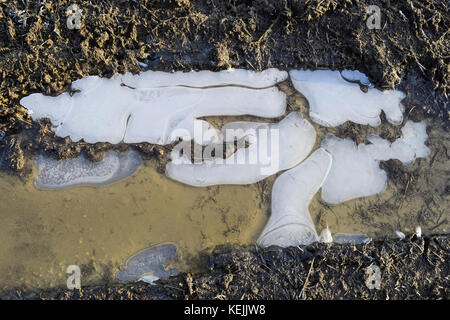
[0,0,448,299]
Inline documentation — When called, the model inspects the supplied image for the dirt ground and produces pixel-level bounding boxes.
[2,234,448,300]
[0,0,448,299]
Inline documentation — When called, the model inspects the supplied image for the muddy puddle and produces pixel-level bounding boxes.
[0,82,448,292]
[0,159,269,291]
[0,115,447,292]
[309,119,449,239]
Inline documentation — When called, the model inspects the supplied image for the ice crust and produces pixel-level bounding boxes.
[321,121,430,204]
[34,151,142,190]
[20,69,288,145]
[289,69,405,127]
[257,148,333,248]
[120,68,288,88]
[116,243,179,283]
[24,68,432,248]
[165,112,316,186]
[332,234,372,245]
[340,70,373,87]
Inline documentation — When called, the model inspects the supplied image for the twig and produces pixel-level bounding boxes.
[299,257,315,300]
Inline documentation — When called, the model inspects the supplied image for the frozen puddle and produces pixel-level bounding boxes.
[258,149,332,247]
[21,69,287,145]
[22,68,433,253]
[289,70,405,127]
[321,120,430,204]
[166,112,316,186]
[116,243,179,284]
[35,151,142,190]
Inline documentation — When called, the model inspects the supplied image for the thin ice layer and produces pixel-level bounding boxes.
[340,70,373,87]
[321,120,430,204]
[120,68,288,88]
[123,85,286,145]
[34,150,142,190]
[289,69,405,127]
[257,148,332,248]
[116,243,179,282]
[332,234,372,245]
[20,69,287,145]
[165,112,316,186]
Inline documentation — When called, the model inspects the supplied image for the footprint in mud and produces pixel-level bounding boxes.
[34,150,142,190]
[116,243,179,284]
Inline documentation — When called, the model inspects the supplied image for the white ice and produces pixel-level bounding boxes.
[138,275,160,285]
[120,68,288,88]
[20,69,288,145]
[289,69,405,127]
[319,226,333,243]
[165,112,316,186]
[321,120,430,204]
[257,148,332,248]
[34,150,142,190]
[340,70,373,87]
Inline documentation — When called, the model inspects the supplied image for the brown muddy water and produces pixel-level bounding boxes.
[0,94,448,292]
[0,159,269,291]
[310,119,449,238]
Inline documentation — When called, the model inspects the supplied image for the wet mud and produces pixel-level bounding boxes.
[3,235,448,300]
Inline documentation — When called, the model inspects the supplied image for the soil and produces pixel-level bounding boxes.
[2,234,448,300]
[0,0,448,299]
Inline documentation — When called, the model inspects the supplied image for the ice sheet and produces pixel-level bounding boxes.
[34,150,142,190]
[165,112,316,186]
[20,69,287,145]
[257,148,332,248]
[289,69,405,127]
[321,121,430,204]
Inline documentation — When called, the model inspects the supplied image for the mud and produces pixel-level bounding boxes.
[2,235,448,300]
